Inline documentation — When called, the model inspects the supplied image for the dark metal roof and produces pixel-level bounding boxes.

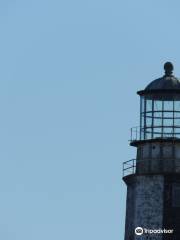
[137,62,180,96]
[145,75,180,90]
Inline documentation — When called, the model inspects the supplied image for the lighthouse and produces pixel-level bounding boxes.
[123,62,180,240]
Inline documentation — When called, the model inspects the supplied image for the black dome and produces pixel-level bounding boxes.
[145,75,180,90]
[145,62,180,90]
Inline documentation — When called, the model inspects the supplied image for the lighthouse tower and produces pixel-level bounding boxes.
[123,62,180,240]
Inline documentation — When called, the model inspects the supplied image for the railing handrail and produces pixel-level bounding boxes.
[130,125,180,142]
[123,158,180,177]
[123,159,136,177]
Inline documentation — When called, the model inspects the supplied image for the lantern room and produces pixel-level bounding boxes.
[137,62,180,141]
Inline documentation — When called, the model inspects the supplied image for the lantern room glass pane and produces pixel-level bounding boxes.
[146,117,151,127]
[175,101,180,111]
[174,128,180,137]
[164,101,173,111]
[154,100,162,111]
[146,100,152,111]
[164,111,173,119]
[154,118,162,126]
[164,118,173,127]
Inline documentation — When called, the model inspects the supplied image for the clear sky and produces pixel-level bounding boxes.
[0,0,180,239]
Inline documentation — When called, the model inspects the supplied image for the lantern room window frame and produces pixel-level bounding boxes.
[138,90,180,141]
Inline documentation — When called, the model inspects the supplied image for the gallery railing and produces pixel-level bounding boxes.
[123,159,136,177]
[130,126,180,142]
[123,158,180,177]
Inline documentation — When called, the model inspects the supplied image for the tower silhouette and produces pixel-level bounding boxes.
[123,62,180,239]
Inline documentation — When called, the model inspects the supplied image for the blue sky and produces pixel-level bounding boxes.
[0,0,180,239]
